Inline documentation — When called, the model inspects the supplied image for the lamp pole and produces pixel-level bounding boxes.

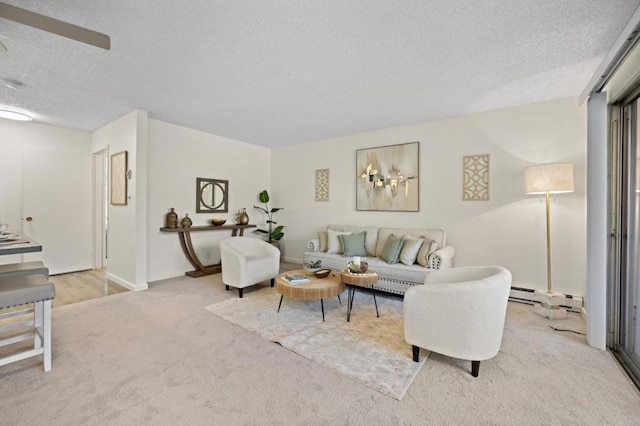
[545,191,552,293]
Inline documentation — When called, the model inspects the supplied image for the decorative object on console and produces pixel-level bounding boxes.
[525,162,574,320]
[180,214,192,228]
[235,208,249,225]
[253,190,284,243]
[315,169,329,202]
[196,178,228,213]
[356,142,419,212]
[209,218,226,226]
[463,154,490,201]
[110,150,128,206]
[165,207,178,229]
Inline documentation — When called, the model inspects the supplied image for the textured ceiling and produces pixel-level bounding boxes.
[1,0,639,148]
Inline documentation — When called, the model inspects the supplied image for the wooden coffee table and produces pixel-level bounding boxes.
[341,270,379,322]
[275,269,345,321]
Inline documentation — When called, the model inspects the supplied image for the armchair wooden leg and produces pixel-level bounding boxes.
[270,278,274,287]
[471,360,480,377]
[412,345,420,362]
[238,288,243,298]
[225,285,229,291]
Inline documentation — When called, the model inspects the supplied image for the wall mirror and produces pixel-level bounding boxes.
[196,178,228,213]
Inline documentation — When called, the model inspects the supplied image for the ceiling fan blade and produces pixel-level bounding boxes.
[0,2,110,50]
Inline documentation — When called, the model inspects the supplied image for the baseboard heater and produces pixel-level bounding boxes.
[509,287,583,313]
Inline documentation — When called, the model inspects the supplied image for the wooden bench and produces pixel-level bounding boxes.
[0,274,55,372]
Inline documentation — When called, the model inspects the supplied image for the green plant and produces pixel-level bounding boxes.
[253,190,284,242]
[305,259,322,269]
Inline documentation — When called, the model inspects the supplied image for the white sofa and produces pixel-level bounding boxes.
[303,225,456,295]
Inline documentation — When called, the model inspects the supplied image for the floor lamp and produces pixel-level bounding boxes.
[524,162,574,319]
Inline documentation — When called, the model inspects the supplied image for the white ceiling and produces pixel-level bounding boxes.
[1,1,639,148]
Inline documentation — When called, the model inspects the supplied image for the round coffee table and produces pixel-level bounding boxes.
[341,270,379,322]
[275,269,345,321]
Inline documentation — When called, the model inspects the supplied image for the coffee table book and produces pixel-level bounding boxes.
[284,273,311,284]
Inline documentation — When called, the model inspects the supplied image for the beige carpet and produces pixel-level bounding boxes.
[1,273,640,425]
[204,286,427,399]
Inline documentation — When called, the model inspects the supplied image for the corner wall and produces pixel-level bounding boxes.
[146,119,271,281]
[272,97,587,296]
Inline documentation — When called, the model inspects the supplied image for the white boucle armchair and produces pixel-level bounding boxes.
[404,265,512,377]
[220,237,280,298]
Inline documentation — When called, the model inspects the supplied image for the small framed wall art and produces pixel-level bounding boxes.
[463,154,490,201]
[315,169,329,201]
[110,150,128,206]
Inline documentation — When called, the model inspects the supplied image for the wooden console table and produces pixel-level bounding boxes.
[160,224,256,277]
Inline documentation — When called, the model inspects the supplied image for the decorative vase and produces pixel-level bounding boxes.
[165,207,178,229]
[236,208,249,225]
[180,214,192,228]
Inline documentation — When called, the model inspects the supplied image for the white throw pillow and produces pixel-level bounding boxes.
[326,230,352,254]
[399,235,424,265]
[416,237,437,267]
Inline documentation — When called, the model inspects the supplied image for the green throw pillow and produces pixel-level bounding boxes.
[380,234,404,264]
[339,232,368,257]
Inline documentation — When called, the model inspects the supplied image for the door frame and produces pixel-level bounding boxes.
[92,148,109,269]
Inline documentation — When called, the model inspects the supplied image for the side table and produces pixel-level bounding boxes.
[341,270,379,322]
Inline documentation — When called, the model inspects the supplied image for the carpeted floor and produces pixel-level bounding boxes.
[1,273,640,425]
[204,286,427,399]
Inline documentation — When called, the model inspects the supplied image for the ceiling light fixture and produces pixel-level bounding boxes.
[0,108,32,121]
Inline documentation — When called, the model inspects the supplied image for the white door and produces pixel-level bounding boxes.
[22,144,93,275]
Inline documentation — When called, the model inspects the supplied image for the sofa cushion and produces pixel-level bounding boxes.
[327,225,378,256]
[416,237,437,267]
[340,232,368,257]
[327,229,352,254]
[380,234,404,264]
[376,228,445,256]
[318,231,328,252]
[399,235,424,265]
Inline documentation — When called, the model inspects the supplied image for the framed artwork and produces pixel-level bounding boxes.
[110,150,128,206]
[356,142,419,211]
[315,169,329,201]
[463,154,490,201]
[196,178,229,213]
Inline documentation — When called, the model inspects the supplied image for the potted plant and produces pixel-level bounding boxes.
[253,190,284,246]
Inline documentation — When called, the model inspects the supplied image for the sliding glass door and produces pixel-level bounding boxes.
[611,96,640,387]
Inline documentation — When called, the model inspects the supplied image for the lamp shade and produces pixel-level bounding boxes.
[524,163,574,194]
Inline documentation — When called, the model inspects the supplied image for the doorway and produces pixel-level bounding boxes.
[93,149,109,269]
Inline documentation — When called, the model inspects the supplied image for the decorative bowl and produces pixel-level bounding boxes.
[209,218,226,226]
[347,261,368,274]
[304,267,321,276]
[314,269,331,279]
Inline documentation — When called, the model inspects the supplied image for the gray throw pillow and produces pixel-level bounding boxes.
[399,235,424,265]
[340,232,368,257]
[380,234,404,264]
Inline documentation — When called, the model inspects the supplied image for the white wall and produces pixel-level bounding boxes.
[92,110,149,290]
[0,118,92,268]
[272,97,587,296]
[146,119,271,281]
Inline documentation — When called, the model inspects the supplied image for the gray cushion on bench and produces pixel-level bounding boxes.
[0,261,49,278]
[0,274,55,309]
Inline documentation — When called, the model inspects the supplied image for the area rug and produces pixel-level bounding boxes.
[203,286,428,399]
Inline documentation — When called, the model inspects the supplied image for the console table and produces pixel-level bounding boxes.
[160,224,256,277]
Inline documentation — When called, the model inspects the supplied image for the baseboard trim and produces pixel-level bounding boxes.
[509,286,583,313]
[106,273,148,292]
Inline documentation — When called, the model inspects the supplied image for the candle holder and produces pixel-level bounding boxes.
[347,260,368,274]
